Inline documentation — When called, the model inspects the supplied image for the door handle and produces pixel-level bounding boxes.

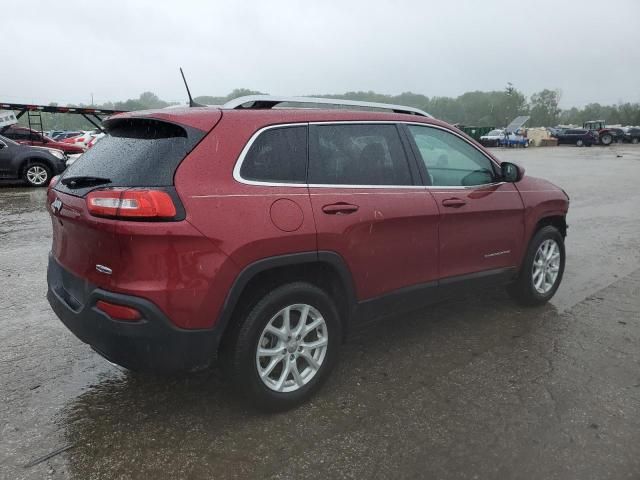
[321,202,359,215]
[441,198,466,208]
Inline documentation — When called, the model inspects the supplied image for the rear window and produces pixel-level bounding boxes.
[57,119,203,195]
[239,126,307,183]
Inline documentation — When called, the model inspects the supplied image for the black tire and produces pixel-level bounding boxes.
[224,282,342,412]
[23,161,51,187]
[508,225,565,306]
[632,137,639,144]
[576,139,584,147]
[600,133,613,145]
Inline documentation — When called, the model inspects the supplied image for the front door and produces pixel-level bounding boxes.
[405,124,525,280]
[0,139,14,177]
[308,123,440,304]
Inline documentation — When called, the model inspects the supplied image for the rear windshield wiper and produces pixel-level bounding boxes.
[60,176,112,189]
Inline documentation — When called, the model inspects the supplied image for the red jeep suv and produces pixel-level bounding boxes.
[46,96,569,410]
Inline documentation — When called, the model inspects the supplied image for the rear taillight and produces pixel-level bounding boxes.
[86,188,177,220]
[96,300,142,321]
[49,175,60,189]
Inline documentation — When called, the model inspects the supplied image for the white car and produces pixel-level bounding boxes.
[480,129,506,147]
[62,130,101,149]
[86,132,105,148]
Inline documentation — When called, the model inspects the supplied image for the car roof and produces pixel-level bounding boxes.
[111,106,450,132]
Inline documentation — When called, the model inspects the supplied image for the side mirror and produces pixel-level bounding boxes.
[501,161,525,182]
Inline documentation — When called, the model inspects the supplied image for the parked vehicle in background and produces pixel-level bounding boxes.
[503,132,529,148]
[54,131,84,141]
[86,132,105,148]
[583,120,624,145]
[45,130,66,140]
[605,127,626,143]
[624,127,640,144]
[479,129,505,147]
[0,134,67,186]
[553,128,596,146]
[62,130,101,149]
[46,96,569,411]
[0,125,85,154]
[547,127,566,137]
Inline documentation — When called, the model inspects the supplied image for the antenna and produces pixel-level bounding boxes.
[180,68,204,107]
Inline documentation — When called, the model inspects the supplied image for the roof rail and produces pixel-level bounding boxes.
[222,95,432,118]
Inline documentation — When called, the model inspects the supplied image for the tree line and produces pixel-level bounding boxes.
[23,86,640,131]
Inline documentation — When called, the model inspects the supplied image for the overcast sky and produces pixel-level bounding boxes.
[2,0,639,108]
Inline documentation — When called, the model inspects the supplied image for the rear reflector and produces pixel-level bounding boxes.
[96,300,142,321]
[87,188,177,219]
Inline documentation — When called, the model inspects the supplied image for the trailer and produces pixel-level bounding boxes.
[0,102,127,138]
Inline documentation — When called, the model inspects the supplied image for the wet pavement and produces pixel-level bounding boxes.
[1,145,639,479]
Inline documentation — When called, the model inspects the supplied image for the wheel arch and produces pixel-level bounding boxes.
[533,214,567,238]
[19,155,55,177]
[216,251,357,351]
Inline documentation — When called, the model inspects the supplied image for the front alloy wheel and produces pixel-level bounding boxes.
[508,225,565,306]
[25,164,50,186]
[531,239,561,294]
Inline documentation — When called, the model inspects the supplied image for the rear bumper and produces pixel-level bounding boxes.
[47,254,220,373]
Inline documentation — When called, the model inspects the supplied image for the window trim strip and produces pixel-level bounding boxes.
[232,121,504,189]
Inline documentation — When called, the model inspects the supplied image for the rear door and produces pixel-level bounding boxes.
[308,122,440,305]
[405,124,524,280]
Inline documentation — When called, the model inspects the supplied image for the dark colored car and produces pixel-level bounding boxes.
[553,128,596,146]
[46,96,569,411]
[0,134,67,186]
[0,125,85,154]
[624,127,640,144]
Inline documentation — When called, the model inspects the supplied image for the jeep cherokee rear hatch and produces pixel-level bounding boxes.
[47,110,221,328]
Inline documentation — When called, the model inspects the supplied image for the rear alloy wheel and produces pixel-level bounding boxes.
[632,137,639,144]
[508,225,565,306]
[576,139,584,147]
[600,133,613,145]
[225,282,341,411]
[256,304,328,393]
[24,163,51,187]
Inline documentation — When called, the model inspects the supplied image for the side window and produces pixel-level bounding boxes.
[309,124,413,186]
[240,126,307,183]
[4,129,25,141]
[407,125,497,187]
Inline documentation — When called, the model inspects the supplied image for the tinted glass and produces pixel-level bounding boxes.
[309,124,412,186]
[240,126,307,183]
[0,134,18,146]
[3,128,29,141]
[407,125,496,187]
[57,119,202,195]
